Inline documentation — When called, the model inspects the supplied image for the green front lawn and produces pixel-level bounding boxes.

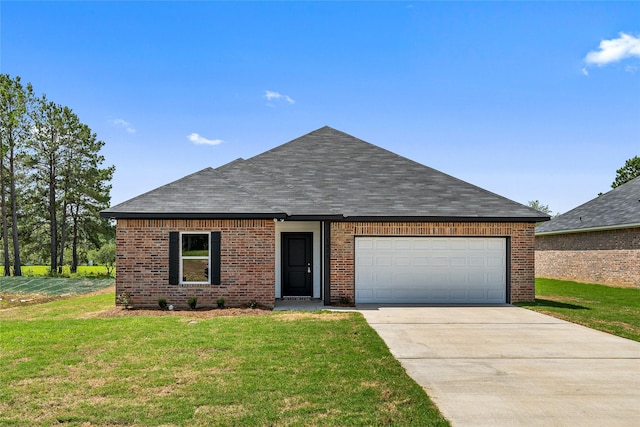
[0,293,448,426]
[517,278,640,342]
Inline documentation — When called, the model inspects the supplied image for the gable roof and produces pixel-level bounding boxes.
[102,126,549,222]
[536,176,640,235]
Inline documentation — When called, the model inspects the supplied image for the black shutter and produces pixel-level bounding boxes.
[169,232,179,285]
[210,231,221,285]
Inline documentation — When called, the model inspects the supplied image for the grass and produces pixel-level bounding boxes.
[0,292,449,426]
[516,278,640,342]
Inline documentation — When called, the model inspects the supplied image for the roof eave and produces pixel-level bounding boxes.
[99,212,288,220]
[101,211,549,223]
[336,215,550,223]
[536,222,640,236]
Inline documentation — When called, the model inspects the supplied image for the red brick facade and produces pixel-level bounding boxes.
[115,219,537,308]
[536,227,640,287]
[115,219,276,309]
[330,221,536,303]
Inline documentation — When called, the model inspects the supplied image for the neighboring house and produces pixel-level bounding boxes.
[101,126,548,308]
[536,176,640,287]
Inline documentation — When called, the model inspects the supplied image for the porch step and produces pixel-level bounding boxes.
[281,296,312,301]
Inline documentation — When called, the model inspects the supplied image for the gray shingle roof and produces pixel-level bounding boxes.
[536,176,640,235]
[102,126,549,221]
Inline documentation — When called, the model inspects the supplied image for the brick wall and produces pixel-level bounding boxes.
[330,222,536,303]
[115,219,276,309]
[536,227,640,287]
[116,218,538,308]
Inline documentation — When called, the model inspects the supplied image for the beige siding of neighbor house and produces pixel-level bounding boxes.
[536,227,640,287]
[330,221,536,303]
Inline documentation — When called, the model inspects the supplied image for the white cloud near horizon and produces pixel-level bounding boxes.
[584,32,640,68]
[111,118,136,133]
[264,90,295,105]
[188,133,223,146]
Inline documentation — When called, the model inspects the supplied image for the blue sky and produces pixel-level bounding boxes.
[2,1,639,214]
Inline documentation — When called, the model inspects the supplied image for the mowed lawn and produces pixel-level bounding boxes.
[0,292,449,426]
[517,278,640,342]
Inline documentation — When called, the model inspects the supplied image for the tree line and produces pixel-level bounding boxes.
[0,74,114,276]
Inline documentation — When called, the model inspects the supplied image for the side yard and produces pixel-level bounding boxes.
[0,277,114,308]
[0,292,448,426]
[517,278,640,342]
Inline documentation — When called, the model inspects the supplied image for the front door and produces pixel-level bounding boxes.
[282,233,313,296]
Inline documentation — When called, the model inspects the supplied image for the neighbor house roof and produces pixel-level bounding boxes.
[536,176,640,235]
[102,126,549,222]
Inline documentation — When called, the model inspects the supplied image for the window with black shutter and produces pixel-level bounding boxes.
[169,231,221,285]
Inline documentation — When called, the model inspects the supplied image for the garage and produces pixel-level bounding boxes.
[355,237,507,304]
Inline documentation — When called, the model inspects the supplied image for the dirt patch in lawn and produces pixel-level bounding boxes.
[273,312,353,321]
[0,294,65,308]
[89,306,273,319]
[543,295,596,304]
[0,285,115,309]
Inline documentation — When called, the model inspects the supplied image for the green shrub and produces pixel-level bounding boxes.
[216,297,225,309]
[158,298,168,310]
[188,297,198,310]
[117,292,132,308]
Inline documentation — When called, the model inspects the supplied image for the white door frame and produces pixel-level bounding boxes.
[275,221,321,298]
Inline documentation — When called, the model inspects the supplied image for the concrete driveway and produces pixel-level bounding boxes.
[359,305,640,427]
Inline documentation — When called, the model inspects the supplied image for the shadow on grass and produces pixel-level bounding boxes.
[516,298,590,311]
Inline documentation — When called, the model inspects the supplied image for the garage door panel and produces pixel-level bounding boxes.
[468,239,486,250]
[432,256,450,266]
[449,239,468,250]
[376,256,393,266]
[357,255,374,266]
[450,256,467,267]
[394,240,412,250]
[414,256,429,266]
[487,256,504,267]
[395,256,411,266]
[375,271,393,283]
[357,239,374,250]
[355,237,507,304]
[487,239,506,250]
[375,240,393,249]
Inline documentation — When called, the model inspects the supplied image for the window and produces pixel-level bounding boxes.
[181,233,209,283]
[169,231,221,285]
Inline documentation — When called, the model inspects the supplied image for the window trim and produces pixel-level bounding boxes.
[179,231,211,285]
[169,231,221,286]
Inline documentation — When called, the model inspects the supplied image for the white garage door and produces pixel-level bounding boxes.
[355,237,507,304]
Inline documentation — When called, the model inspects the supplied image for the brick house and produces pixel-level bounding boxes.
[536,176,640,287]
[101,127,548,308]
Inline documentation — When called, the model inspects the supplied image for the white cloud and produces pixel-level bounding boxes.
[264,90,295,105]
[111,118,136,133]
[584,32,640,66]
[188,133,223,146]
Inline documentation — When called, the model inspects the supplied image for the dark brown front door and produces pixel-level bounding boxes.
[282,233,313,296]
